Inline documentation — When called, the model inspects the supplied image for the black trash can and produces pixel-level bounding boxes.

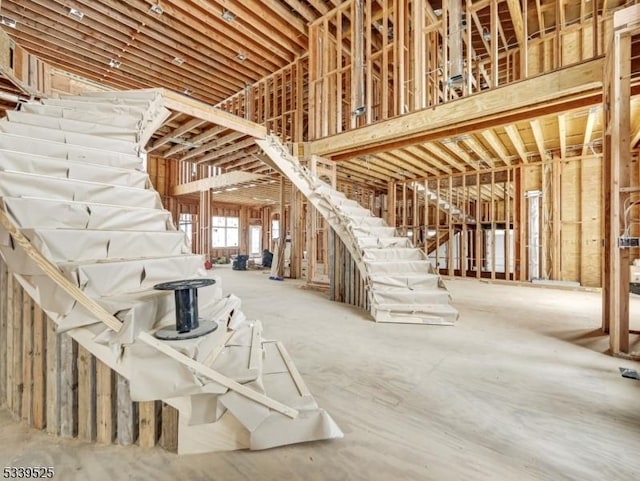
[262,249,273,268]
[232,255,249,270]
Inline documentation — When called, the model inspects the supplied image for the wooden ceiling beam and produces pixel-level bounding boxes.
[504,124,529,163]
[462,136,495,168]
[481,129,511,165]
[400,146,450,176]
[222,1,307,42]
[3,1,235,98]
[164,126,227,158]
[530,119,547,160]
[162,90,267,139]
[441,139,480,170]
[3,31,147,91]
[281,0,317,23]
[376,151,439,178]
[164,0,299,63]
[148,118,207,153]
[64,0,269,97]
[581,107,598,156]
[181,132,247,162]
[68,0,270,84]
[171,171,266,196]
[196,138,257,164]
[421,143,467,173]
[310,58,604,159]
[558,113,567,158]
[339,160,402,182]
[305,0,330,16]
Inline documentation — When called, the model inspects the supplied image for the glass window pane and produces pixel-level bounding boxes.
[227,228,239,247]
[212,228,225,247]
[227,217,239,228]
[212,216,225,227]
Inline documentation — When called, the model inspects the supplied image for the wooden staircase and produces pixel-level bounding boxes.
[257,135,458,325]
[0,90,341,453]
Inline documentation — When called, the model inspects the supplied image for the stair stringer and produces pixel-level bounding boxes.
[0,91,342,452]
[257,135,458,325]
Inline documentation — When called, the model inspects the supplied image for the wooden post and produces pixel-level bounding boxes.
[12,280,23,419]
[77,346,96,441]
[139,401,159,448]
[95,359,114,444]
[0,260,6,407]
[116,374,137,445]
[45,315,59,435]
[31,304,45,429]
[603,11,636,354]
[160,403,179,453]
[59,335,77,438]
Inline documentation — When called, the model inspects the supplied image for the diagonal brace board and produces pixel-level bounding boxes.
[138,332,299,419]
[0,207,123,332]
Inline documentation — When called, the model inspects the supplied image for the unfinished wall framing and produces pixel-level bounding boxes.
[0,256,179,450]
[386,157,603,287]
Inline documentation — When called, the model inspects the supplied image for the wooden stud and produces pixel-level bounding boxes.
[0,260,7,407]
[45,315,59,435]
[31,304,45,429]
[159,403,179,453]
[12,279,22,419]
[77,345,96,442]
[59,335,77,438]
[138,401,160,448]
[116,374,137,445]
[95,359,114,444]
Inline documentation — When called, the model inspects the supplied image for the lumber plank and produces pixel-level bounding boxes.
[139,332,298,419]
[59,335,77,438]
[21,292,33,424]
[95,359,114,444]
[138,401,159,448]
[45,314,59,435]
[77,345,96,441]
[0,260,7,407]
[161,89,267,139]
[310,58,604,159]
[31,303,45,429]
[159,402,178,453]
[116,374,137,445]
[11,279,22,419]
[275,341,311,397]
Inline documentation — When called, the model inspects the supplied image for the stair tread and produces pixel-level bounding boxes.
[21,103,143,126]
[0,132,143,169]
[7,111,138,140]
[0,149,148,188]
[0,121,138,154]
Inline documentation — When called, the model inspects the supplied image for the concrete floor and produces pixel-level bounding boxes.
[1,268,640,481]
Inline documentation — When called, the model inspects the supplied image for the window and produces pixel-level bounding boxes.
[250,225,262,256]
[212,216,239,248]
[271,219,280,240]
[178,213,193,249]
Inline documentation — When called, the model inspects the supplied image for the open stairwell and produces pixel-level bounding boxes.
[257,135,458,325]
[0,90,341,453]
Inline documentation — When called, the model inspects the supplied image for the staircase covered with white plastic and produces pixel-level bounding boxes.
[257,135,458,325]
[0,90,341,453]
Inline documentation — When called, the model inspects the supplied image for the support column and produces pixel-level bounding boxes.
[602,5,640,356]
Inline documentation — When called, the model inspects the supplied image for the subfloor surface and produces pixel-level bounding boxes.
[1,268,639,481]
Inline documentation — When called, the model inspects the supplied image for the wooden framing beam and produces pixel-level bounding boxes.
[171,171,267,196]
[310,59,604,159]
[162,89,267,139]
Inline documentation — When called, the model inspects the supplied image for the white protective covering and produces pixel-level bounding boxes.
[0,90,342,452]
[257,135,458,325]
